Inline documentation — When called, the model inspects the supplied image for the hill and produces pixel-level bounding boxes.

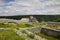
[0,15,60,22]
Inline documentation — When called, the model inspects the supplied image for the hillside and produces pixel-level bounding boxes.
[0,15,60,22]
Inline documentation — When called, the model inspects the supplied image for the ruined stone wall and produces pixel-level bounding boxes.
[27,27,60,38]
[40,28,60,38]
[27,27,41,33]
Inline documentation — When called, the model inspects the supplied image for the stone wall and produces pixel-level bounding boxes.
[27,27,41,33]
[27,27,60,38]
[40,28,60,38]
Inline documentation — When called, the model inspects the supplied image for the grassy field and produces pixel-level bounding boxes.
[0,21,41,28]
[0,30,25,40]
[0,22,34,28]
[0,20,60,40]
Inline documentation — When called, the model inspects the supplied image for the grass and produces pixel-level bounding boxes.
[35,32,60,40]
[21,30,36,40]
[17,23,33,28]
[0,23,17,28]
[0,22,33,28]
[0,20,41,29]
[46,24,60,29]
[27,33,35,39]
[21,30,27,34]
[0,21,60,40]
[0,30,25,40]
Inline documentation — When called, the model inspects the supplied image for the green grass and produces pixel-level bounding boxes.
[0,21,41,29]
[46,24,60,29]
[0,23,17,28]
[0,22,33,28]
[35,32,60,40]
[21,30,27,34]
[0,30,25,40]
[21,30,35,39]
[21,30,36,40]
[27,33,35,39]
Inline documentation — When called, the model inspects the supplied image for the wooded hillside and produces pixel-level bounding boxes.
[0,15,60,22]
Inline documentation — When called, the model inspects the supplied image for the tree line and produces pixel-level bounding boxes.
[0,15,60,22]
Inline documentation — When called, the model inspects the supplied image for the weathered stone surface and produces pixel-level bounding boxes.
[27,27,41,33]
[26,27,60,38]
[40,28,60,38]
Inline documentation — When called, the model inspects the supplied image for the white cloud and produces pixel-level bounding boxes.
[0,0,60,16]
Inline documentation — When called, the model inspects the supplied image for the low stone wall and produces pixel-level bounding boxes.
[40,28,60,38]
[27,27,41,33]
[27,27,60,38]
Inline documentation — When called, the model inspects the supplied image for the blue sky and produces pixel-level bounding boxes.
[0,0,60,16]
[3,0,14,3]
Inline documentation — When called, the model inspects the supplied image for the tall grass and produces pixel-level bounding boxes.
[0,30,25,40]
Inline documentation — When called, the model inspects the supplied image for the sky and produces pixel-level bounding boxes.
[0,0,60,16]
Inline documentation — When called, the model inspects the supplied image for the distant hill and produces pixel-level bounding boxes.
[0,15,60,22]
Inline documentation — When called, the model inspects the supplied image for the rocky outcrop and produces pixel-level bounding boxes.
[29,16,39,23]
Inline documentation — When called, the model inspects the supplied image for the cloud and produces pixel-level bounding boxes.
[0,0,60,16]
